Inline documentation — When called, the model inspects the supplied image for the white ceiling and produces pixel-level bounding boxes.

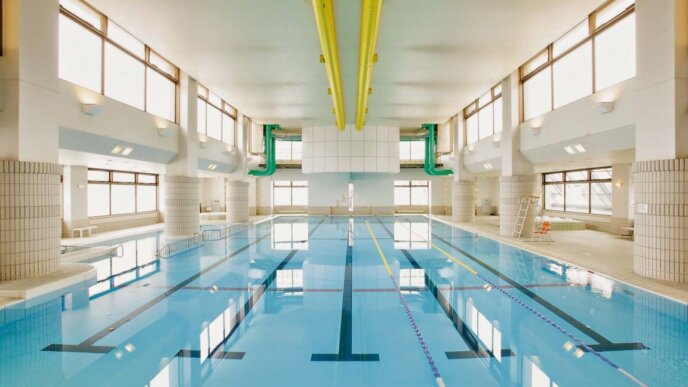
[88,0,605,129]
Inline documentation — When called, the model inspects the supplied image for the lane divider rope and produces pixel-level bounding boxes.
[364,220,446,387]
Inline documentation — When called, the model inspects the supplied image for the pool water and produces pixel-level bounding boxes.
[1,216,686,387]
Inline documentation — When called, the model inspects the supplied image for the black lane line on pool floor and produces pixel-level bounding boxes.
[377,218,648,359]
[43,232,274,354]
[400,249,514,360]
[311,245,380,362]
[44,218,328,356]
[176,249,300,361]
[429,232,647,351]
[175,217,327,361]
[373,218,511,360]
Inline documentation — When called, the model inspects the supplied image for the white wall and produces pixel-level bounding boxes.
[199,177,226,211]
[475,176,500,214]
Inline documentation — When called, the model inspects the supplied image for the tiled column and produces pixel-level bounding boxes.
[226,180,249,223]
[499,175,536,237]
[163,176,200,238]
[633,159,688,282]
[452,181,475,222]
[0,161,62,281]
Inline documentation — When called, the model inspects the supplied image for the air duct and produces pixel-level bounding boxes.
[248,124,282,176]
[355,0,383,130]
[422,123,453,176]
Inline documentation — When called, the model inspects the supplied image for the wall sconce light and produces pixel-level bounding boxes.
[492,135,501,147]
[76,184,85,189]
[158,127,173,137]
[615,180,624,188]
[82,103,104,116]
[594,101,614,114]
[529,124,541,136]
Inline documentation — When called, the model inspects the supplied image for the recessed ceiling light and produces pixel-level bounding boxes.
[564,146,576,155]
[110,145,123,155]
[574,144,586,153]
[121,147,133,156]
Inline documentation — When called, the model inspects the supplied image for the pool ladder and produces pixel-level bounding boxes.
[512,196,540,239]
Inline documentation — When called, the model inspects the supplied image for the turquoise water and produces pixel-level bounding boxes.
[1,216,686,386]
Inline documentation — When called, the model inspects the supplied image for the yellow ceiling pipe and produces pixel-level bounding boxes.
[355,0,383,130]
[311,0,346,130]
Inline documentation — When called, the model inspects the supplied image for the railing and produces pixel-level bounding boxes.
[202,222,253,241]
[156,233,203,259]
[60,245,90,254]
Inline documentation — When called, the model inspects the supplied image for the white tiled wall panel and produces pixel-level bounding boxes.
[633,158,688,283]
[163,176,200,238]
[302,125,400,174]
[0,161,62,281]
[499,175,536,237]
[452,181,475,222]
[226,180,249,223]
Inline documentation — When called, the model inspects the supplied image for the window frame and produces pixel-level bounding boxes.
[394,180,430,207]
[542,167,612,215]
[463,83,503,145]
[197,83,237,145]
[59,1,179,122]
[519,0,635,121]
[87,168,159,217]
[272,180,308,207]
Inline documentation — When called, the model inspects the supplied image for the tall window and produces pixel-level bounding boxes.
[399,141,425,161]
[275,140,303,162]
[272,180,308,206]
[197,84,237,145]
[87,169,158,217]
[394,180,430,206]
[543,167,612,215]
[521,0,635,121]
[464,83,502,145]
[58,0,178,122]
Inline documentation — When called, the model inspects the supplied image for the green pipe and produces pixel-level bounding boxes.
[249,124,281,176]
[423,123,453,176]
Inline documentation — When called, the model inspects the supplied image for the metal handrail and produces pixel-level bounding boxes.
[202,222,252,241]
[156,233,203,259]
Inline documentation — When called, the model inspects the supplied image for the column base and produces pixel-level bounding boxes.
[633,159,688,282]
[499,175,536,238]
[0,161,61,281]
[163,176,200,238]
[452,181,475,222]
[226,180,249,223]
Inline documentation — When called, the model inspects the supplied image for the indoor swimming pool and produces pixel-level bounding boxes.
[0,216,686,386]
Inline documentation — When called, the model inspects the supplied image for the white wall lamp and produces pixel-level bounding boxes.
[158,127,173,137]
[594,101,614,114]
[82,103,104,116]
[529,123,541,136]
[615,179,624,188]
[492,135,501,147]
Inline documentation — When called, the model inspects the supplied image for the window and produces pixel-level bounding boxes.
[58,14,102,93]
[394,180,430,206]
[87,169,158,217]
[399,141,425,161]
[275,141,303,162]
[394,221,431,249]
[464,83,502,145]
[272,180,308,207]
[542,167,612,215]
[59,0,179,121]
[520,0,635,120]
[273,222,309,250]
[466,300,503,362]
[197,84,237,145]
[89,235,160,298]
